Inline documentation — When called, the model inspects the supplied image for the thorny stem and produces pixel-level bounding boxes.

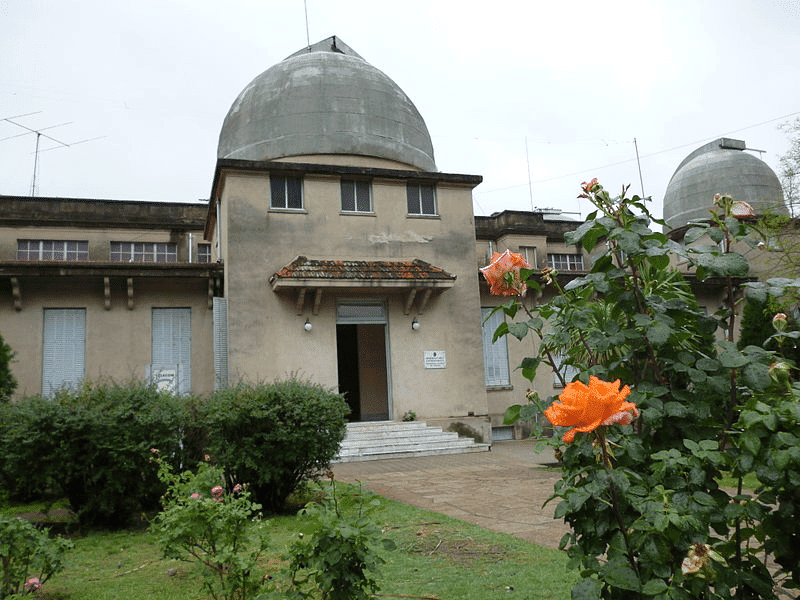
[520,297,568,388]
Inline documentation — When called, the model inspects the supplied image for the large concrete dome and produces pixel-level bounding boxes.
[217,36,436,171]
[663,138,786,230]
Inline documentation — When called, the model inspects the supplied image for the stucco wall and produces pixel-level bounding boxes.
[217,167,487,420]
[0,277,215,399]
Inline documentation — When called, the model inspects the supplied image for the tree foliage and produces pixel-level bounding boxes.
[778,117,800,218]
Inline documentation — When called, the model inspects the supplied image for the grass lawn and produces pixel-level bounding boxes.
[5,483,578,600]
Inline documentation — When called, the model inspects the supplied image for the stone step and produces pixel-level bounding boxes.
[333,420,490,462]
[342,427,458,442]
[335,443,490,463]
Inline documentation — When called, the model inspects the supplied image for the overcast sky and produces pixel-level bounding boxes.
[2,0,799,220]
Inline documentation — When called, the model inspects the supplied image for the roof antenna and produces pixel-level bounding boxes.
[1,113,103,196]
[525,137,534,212]
[633,137,645,198]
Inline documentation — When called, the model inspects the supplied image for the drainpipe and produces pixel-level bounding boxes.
[188,232,193,262]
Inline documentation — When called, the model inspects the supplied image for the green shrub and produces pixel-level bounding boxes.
[0,333,16,404]
[0,514,73,599]
[149,452,269,600]
[0,381,189,528]
[281,478,395,600]
[0,395,67,503]
[202,379,348,514]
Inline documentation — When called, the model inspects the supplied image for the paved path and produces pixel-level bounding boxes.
[332,439,570,549]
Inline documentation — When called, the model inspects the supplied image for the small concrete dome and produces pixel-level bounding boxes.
[217,36,436,171]
[663,138,786,230]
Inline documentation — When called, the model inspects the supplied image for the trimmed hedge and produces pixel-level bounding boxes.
[1,378,348,524]
[202,379,349,513]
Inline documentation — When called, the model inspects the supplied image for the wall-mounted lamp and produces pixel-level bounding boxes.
[304,318,313,332]
[411,318,420,331]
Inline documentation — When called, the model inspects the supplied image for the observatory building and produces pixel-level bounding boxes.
[0,39,792,449]
[663,137,786,230]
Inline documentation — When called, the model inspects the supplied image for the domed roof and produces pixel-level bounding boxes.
[663,138,786,230]
[217,36,436,171]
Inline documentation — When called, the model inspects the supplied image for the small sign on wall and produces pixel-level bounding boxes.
[423,350,446,369]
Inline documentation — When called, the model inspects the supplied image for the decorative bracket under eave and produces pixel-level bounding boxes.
[104,277,111,310]
[403,288,417,315]
[127,278,134,310]
[417,288,433,314]
[10,277,21,311]
[295,287,324,315]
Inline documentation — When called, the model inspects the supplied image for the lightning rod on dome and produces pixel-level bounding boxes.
[303,0,311,48]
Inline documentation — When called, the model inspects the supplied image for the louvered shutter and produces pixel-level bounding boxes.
[481,308,510,386]
[152,308,191,394]
[42,309,86,397]
[213,297,229,390]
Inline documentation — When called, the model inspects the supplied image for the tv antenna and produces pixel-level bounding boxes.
[1,112,104,196]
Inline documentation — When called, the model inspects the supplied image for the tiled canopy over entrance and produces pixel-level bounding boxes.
[269,256,455,315]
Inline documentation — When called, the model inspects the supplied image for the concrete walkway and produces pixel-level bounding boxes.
[332,439,570,549]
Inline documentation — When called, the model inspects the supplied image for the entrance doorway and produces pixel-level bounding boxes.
[335,302,390,422]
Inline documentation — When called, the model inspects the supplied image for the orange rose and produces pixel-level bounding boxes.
[480,250,531,297]
[545,376,637,443]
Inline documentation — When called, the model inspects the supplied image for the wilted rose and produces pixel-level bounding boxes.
[480,250,532,297]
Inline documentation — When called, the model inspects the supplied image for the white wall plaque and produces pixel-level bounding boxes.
[423,350,446,369]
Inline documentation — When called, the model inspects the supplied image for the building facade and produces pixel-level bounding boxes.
[0,39,790,442]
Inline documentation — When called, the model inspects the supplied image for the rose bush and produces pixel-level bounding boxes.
[496,181,800,598]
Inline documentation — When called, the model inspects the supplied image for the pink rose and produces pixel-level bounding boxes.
[24,577,42,592]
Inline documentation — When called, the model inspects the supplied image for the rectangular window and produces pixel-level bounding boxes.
[110,242,177,263]
[520,246,538,269]
[197,243,211,264]
[151,308,192,394]
[270,174,303,210]
[481,307,510,387]
[340,179,372,212]
[42,308,86,397]
[17,240,88,261]
[407,183,436,215]
[547,253,584,271]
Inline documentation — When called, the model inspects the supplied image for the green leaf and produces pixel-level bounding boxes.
[615,230,642,255]
[645,254,670,270]
[695,357,720,372]
[740,431,761,456]
[519,356,541,381]
[507,321,529,341]
[503,404,521,425]
[684,226,708,244]
[646,322,672,345]
[706,227,724,243]
[491,321,509,342]
[601,562,640,591]
[719,348,748,369]
[641,579,668,596]
[695,252,749,277]
[742,362,770,391]
[572,577,602,600]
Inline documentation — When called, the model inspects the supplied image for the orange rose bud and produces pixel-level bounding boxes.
[545,376,637,443]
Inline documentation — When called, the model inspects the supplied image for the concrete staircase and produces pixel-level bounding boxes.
[333,420,491,463]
